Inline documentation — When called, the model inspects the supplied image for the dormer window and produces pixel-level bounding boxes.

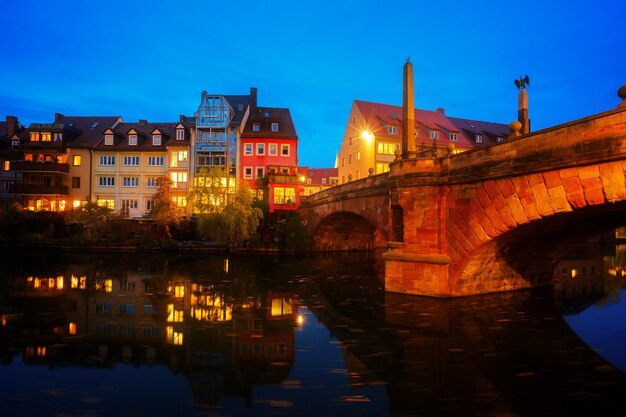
[41,132,51,142]
[11,140,19,147]
[430,130,439,140]
[387,126,397,135]
[449,132,458,141]
[253,123,260,132]
[496,136,503,143]
[176,129,184,141]
[54,132,63,141]
[152,134,161,146]
[129,134,137,146]
[271,123,279,132]
[104,134,114,146]
[475,134,483,143]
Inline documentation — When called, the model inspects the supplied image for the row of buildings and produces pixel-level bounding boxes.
[0,87,510,219]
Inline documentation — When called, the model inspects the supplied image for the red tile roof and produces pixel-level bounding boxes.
[241,107,298,140]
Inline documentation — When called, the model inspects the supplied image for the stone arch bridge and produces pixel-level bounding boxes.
[300,106,626,297]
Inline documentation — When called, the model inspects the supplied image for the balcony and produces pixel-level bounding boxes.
[10,161,70,174]
[9,184,69,195]
[267,173,300,184]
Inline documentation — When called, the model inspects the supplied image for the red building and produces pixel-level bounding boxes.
[239,90,300,214]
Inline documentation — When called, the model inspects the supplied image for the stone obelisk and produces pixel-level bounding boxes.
[402,58,416,158]
[518,87,529,135]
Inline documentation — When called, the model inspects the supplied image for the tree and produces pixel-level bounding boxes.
[195,177,263,248]
[150,176,181,238]
[188,167,235,214]
[64,202,120,243]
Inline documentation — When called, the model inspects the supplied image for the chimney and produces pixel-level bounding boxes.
[250,87,257,113]
[139,119,147,125]
[436,107,445,114]
[179,115,185,123]
[5,116,17,138]
[54,113,64,123]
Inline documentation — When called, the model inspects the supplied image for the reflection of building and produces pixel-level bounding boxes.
[337,100,509,184]
[1,267,298,406]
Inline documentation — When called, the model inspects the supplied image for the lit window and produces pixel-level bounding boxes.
[167,305,184,322]
[244,143,253,155]
[30,132,40,141]
[170,172,187,187]
[171,196,186,207]
[104,134,114,145]
[450,132,458,141]
[3,161,9,171]
[271,123,279,132]
[152,134,161,146]
[178,151,188,161]
[257,143,265,155]
[244,167,253,179]
[97,199,115,209]
[175,285,184,298]
[253,123,260,132]
[72,200,81,208]
[269,143,278,155]
[322,178,327,184]
[41,132,51,142]
[68,322,77,335]
[73,155,82,166]
[357,151,361,161]
[281,144,290,156]
[129,134,137,146]
[273,187,296,206]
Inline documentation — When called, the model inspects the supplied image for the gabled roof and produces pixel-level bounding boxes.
[298,166,338,186]
[94,121,178,151]
[224,95,251,126]
[353,100,508,148]
[55,115,123,148]
[241,107,298,140]
[447,116,509,146]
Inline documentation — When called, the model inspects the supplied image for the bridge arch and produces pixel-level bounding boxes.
[447,160,626,295]
[311,211,387,251]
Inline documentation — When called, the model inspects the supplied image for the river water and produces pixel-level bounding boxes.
[0,243,625,417]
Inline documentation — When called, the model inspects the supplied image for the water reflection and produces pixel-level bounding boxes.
[0,249,625,416]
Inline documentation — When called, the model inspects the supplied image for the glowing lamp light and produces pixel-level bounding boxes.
[297,314,304,326]
[360,130,375,142]
[300,175,306,182]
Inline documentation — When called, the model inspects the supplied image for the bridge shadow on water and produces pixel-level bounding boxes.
[302,256,626,417]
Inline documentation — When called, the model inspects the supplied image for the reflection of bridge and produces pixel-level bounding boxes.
[302,84,626,297]
[300,273,626,417]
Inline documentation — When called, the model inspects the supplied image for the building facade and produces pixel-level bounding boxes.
[239,97,300,214]
[337,100,509,184]
[297,166,338,196]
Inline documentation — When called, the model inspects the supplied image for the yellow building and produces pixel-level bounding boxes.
[337,100,509,184]
[93,121,181,218]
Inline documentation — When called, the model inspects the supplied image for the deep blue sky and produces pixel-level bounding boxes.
[2,0,624,168]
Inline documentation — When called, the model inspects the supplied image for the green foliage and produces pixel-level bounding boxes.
[196,181,264,248]
[188,167,235,214]
[64,202,121,243]
[277,213,311,253]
